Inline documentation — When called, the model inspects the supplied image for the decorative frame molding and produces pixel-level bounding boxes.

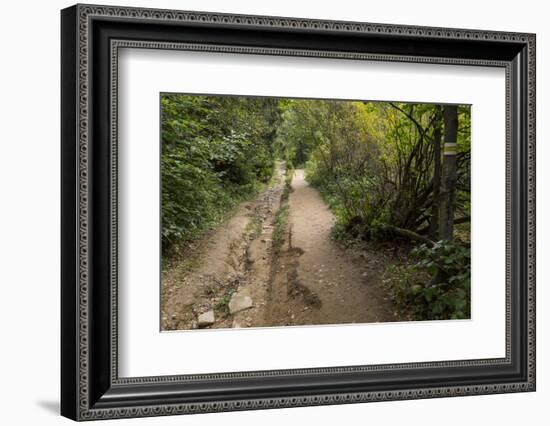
[61,4,535,421]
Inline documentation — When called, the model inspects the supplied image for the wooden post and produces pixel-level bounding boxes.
[429,106,443,241]
[438,105,458,241]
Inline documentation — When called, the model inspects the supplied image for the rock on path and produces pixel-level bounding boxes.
[197,310,215,327]
[228,293,253,314]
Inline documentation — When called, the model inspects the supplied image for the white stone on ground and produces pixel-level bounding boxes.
[197,310,215,327]
[228,293,253,314]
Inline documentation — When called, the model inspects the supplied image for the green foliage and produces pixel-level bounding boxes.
[215,289,236,317]
[161,94,281,253]
[383,241,471,320]
[297,102,471,242]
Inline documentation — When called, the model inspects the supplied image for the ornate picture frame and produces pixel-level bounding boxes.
[61,4,535,421]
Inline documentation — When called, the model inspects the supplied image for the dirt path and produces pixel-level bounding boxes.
[264,169,396,326]
[162,165,398,331]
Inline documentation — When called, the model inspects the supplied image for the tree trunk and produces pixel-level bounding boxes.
[438,105,458,242]
[429,106,443,241]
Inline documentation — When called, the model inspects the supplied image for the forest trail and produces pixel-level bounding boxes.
[162,165,397,331]
[264,169,396,326]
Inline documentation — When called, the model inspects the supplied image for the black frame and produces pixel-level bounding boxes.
[61,4,536,421]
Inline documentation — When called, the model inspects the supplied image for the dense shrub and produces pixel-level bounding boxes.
[161,95,281,253]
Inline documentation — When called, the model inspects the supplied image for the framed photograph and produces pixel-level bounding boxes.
[61,4,536,421]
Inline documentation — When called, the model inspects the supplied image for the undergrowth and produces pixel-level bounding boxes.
[383,241,471,320]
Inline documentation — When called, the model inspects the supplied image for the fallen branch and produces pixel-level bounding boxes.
[382,224,435,246]
[417,216,470,236]
[454,216,471,225]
